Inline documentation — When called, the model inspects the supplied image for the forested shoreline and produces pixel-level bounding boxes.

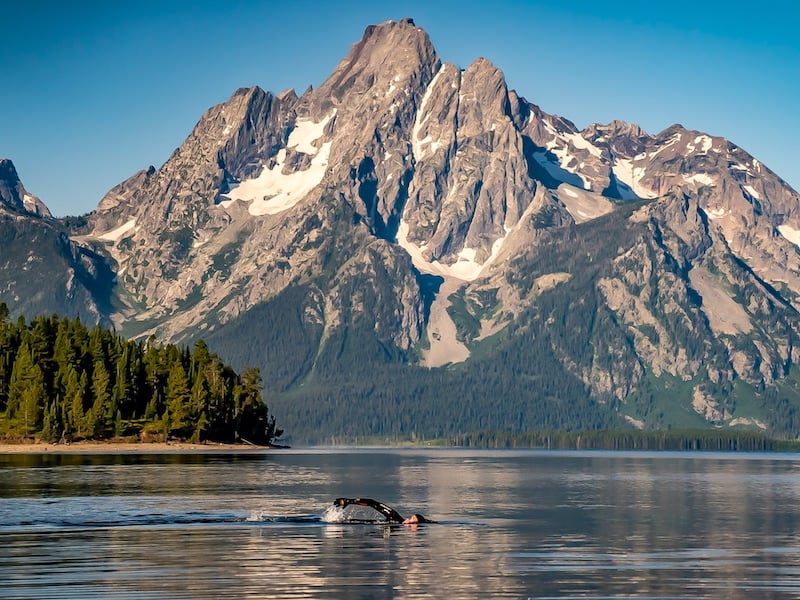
[4,303,799,452]
[0,304,282,445]
[316,430,800,452]
[448,429,800,452]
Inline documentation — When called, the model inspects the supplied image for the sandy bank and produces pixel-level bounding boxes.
[0,441,275,454]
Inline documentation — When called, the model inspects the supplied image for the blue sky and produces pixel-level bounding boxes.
[2,0,798,217]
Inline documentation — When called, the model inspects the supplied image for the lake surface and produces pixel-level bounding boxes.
[2,449,800,599]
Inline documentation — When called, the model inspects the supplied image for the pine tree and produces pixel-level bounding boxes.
[235,367,273,443]
[190,370,210,442]
[88,360,112,437]
[20,366,46,438]
[144,389,159,421]
[7,342,46,438]
[114,409,124,437]
[41,400,58,442]
[63,365,85,439]
[166,362,191,437]
[113,352,128,409]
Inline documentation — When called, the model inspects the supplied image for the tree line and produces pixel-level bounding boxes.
[449,429,800,451]
[0,303,282,445]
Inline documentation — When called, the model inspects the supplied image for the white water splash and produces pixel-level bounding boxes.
[246,509,270,522]
[320,505,348,523]
[321,504,388,523]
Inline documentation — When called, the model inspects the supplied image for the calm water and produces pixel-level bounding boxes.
[2,449,800,599]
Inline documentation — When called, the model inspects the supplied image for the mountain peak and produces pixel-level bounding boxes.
[0,158,20,185]
[0,158,51,217]
[364,17,419,38]
[317,17,438,103]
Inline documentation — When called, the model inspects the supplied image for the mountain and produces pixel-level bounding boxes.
[0,159,115,324]
[4,18,800,443]
[0,159,51,218]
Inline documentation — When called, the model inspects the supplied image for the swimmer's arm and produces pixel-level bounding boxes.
[333,497,405,522]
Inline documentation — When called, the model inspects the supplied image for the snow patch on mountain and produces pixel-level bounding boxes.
[412,64,447,161]
[743,184,761,200]
[706,207,729,220]
[556,184,614,223]
[613,158,657,199]
[547,145,590,189]
[650,132,681,158]
[22,194,37,213]
[386,74,400,96]
[687,134,713,154]
[396,220,511,282]
[532,149,586,189]
[221,111,335,216]
[683,173,715,187]
[564,132,602,157]
[98,218,137,242]
[778,224,800,248]
[289,113,334,154]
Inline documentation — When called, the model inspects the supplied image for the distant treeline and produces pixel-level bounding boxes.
[450,429,800,452]
[0,304,282,445]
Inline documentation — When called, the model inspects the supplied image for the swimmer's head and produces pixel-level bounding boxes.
[403,513,427,525]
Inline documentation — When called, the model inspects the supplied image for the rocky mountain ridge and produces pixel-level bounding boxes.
[0,160,113,324]
[3,18,800,442]
[0,159,51,218]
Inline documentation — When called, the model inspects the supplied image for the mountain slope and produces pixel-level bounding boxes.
[0,160,114,324]
[3,18,800,443]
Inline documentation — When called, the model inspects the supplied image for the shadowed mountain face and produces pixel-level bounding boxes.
[0,160,114,324]
[4,18,800,442]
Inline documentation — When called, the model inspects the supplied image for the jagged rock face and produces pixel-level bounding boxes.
[80,86,301,318]
[4,19,800,437]
[405,58,538,264]
[595,187,799,395]
[0,160,112,323]
[0,159,51,218]
[309,18,441,242]
[578,121,800,305]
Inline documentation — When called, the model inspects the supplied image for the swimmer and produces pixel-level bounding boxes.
[333,497,434,525]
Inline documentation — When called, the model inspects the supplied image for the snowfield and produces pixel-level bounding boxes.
[221,112,335,216]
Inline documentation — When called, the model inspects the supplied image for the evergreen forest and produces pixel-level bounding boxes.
[0,304,282,445]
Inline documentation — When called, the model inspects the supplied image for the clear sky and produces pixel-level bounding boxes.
[2,0,798,217]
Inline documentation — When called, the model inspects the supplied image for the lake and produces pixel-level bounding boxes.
[2,449,800,599]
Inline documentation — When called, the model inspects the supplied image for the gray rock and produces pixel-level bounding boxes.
[0,159,52,217]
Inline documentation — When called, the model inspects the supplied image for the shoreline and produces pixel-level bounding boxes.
[0,441,276,454]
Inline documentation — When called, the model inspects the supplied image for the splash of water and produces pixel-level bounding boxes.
[245,504,385,524]
[246,510,269,522]
[246,509,324,523]
[320,505,347,523]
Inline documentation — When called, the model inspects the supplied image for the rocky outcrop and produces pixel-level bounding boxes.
[0,160,113,323]
[0,159,51,217]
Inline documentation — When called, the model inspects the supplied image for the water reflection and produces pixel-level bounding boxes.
[2,450,800,598]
